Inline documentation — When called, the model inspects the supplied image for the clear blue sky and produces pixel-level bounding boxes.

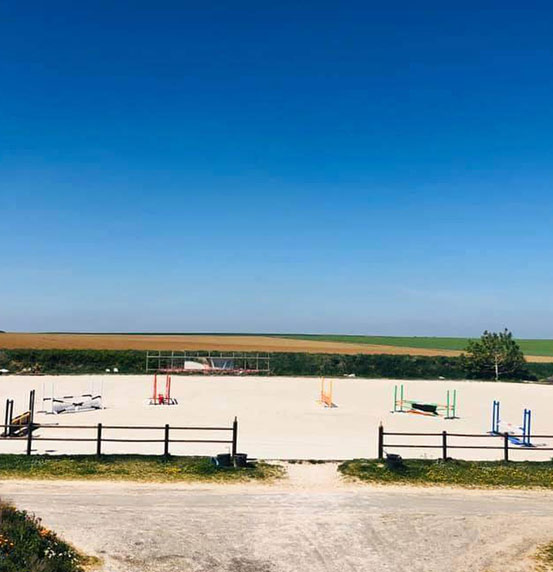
[1,2,552,336]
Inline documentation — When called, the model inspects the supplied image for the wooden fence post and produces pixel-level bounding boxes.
[26,390,35,456]
[29,390,35,418]
[442,430,448,461]
[96,423,103,457]
[26,418,33,456]
[232,417,238,458]
[164,424,170,458]
[8,400,14,436]
[3,399,9,437]
[503,432,509,462]
[378,424,384,460]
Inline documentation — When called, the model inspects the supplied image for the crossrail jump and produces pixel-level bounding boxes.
[2,390,37,438]
[149,374,178,406]
[392,384,457,419]
[42,381,104,415]
[489,400,533,447]
[317,377,337,408]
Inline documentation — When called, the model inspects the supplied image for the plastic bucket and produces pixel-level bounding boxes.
[233,453,248,468]
[215,453,232,467]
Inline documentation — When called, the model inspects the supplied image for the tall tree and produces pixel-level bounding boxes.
[463,329,528,380]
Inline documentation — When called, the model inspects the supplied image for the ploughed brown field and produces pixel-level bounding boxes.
[1,332,552,362]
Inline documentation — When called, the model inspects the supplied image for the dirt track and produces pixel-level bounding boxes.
[1,332,551,362]
[2,465,551,572]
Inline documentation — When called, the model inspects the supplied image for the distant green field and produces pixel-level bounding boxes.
[277,335,553,357]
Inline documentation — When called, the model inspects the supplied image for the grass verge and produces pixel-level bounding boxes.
[0,500,98,571]
[535,541,553,571]
[339,458,553,488]
[0,455,284,483]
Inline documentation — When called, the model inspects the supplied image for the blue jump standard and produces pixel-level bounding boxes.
[489,400,533,447]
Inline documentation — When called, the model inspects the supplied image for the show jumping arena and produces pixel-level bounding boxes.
[3,375,553,460]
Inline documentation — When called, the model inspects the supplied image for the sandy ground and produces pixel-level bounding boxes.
[2,375,553,460]
[1,465,552,572]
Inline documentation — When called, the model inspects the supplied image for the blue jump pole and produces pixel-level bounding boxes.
[523,409,531,446]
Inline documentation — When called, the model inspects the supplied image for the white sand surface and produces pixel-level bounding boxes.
[1,375,553,460]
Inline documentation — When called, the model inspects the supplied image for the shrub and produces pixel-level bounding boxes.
[0,501,86,571]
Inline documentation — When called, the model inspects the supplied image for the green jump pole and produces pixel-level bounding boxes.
[445,389,457,419]
[452,389,457,418]
[393,384,404,413]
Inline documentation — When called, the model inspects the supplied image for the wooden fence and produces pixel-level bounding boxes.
[0,417,238,458]
[378,424,553,462]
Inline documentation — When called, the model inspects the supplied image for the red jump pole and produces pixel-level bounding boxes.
[166,374,171,401]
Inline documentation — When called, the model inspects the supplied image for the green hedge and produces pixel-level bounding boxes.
[523,362,553,380]
[0,349,552,380]
[270,352,469,378]
[0,349,145,374]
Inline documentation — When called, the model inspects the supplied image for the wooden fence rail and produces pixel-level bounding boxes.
[378,424,553,462]
[0,418,238,458]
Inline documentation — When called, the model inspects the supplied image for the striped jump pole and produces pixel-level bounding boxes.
[491,400,500,434]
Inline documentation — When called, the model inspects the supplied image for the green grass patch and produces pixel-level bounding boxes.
[0,500,97,571]
[0,455,284,483]
[535,541,553,571]
[279,335,553,356]
[339,458,553,488]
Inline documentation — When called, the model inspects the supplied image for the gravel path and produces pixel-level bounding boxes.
[2,465,553,572]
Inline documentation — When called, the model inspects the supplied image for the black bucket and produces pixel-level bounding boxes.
[385,453,404,469]
[215,453,232,467]
[233,453,248,468]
